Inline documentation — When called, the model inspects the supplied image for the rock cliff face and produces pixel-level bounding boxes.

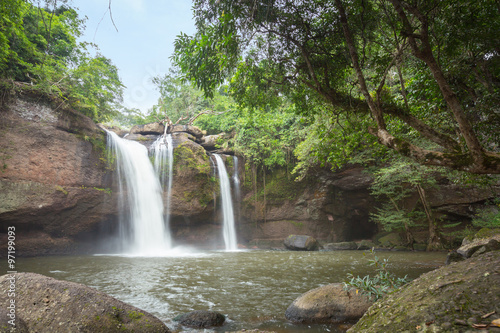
[0,92,116,256]
[238,167,378,246]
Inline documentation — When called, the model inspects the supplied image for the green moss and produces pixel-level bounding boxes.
[127,311,144,320]
[262,171,308,204]
[226,155,234,169]
[474,227,500,239]
[173,142,210,176]
[393,137,411,156]
[93,187,112,195]
[55,185,68,195]
[287,220,303,228]
[443,152,473,168]
[77,132,113,170]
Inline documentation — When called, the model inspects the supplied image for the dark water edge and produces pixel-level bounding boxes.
[16,249,447,332]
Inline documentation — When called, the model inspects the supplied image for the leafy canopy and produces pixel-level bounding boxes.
[0,0,124,122]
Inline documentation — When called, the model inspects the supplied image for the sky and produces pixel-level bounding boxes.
[69,0,197,113]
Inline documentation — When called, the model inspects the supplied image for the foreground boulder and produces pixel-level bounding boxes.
[0,273,170,333]
[284,235,320,251]
[349,251,500,332]
[173,310,225,328]
[285,283,374,324]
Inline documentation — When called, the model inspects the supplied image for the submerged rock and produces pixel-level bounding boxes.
[173,310,225,328]
[0,273,170,333]
[284,235,320,251]
[348,251,500,332]
[285,283,374,324]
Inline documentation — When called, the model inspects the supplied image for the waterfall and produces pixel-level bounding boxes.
[151,133,174,241]
[106,130,171,255]
[213,154,238,251]
[232,156,241,222]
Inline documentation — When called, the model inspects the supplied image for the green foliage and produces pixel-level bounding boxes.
[174,0,500,174]
[293,109,386,179]
[0,1,124,122]
[369,158,437,232]
[472,199,500,229]
[171,12,240,99]
[151,68,209,124]
[343,250,411,301]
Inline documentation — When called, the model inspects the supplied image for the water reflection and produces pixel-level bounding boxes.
[17,250,446,332]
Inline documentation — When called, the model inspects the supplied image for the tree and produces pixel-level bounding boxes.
[369,158,442,249]
[172,0,500,174]
[151,69,209,124]
[0,1,124,122]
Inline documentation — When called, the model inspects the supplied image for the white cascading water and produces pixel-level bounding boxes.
[151,132,174,238]
[106,130,171,255]
[232,156,241,222]
[213,154,238,251]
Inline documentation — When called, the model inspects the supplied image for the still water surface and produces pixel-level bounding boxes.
[18,250,446,332]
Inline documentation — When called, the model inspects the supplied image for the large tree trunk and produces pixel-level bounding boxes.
[389,0,496,172]
[415,184,442,251]
[335,0,500,174]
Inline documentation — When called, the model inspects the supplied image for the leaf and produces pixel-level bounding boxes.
[492,319,500,327]
[481,311,495,319]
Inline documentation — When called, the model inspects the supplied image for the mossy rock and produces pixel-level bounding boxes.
[348,251,500,332]
[377,232,403,248]
[357,240,377,250]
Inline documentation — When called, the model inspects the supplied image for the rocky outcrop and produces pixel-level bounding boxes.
[285,283,374,324]
[0,93,116,256]
[457,231,500,258]
[446,230,500,264]
[168,136,218,244]
[284,235,320,251]
[173,310,225,328]
[171,124,204,139]
[348,251,500,332]
[129,122,165,135]
[0,273,170,332]
[200,133,225,150]
[239,168,379,246]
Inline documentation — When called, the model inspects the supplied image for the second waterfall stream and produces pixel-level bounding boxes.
[213,154,238,251]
